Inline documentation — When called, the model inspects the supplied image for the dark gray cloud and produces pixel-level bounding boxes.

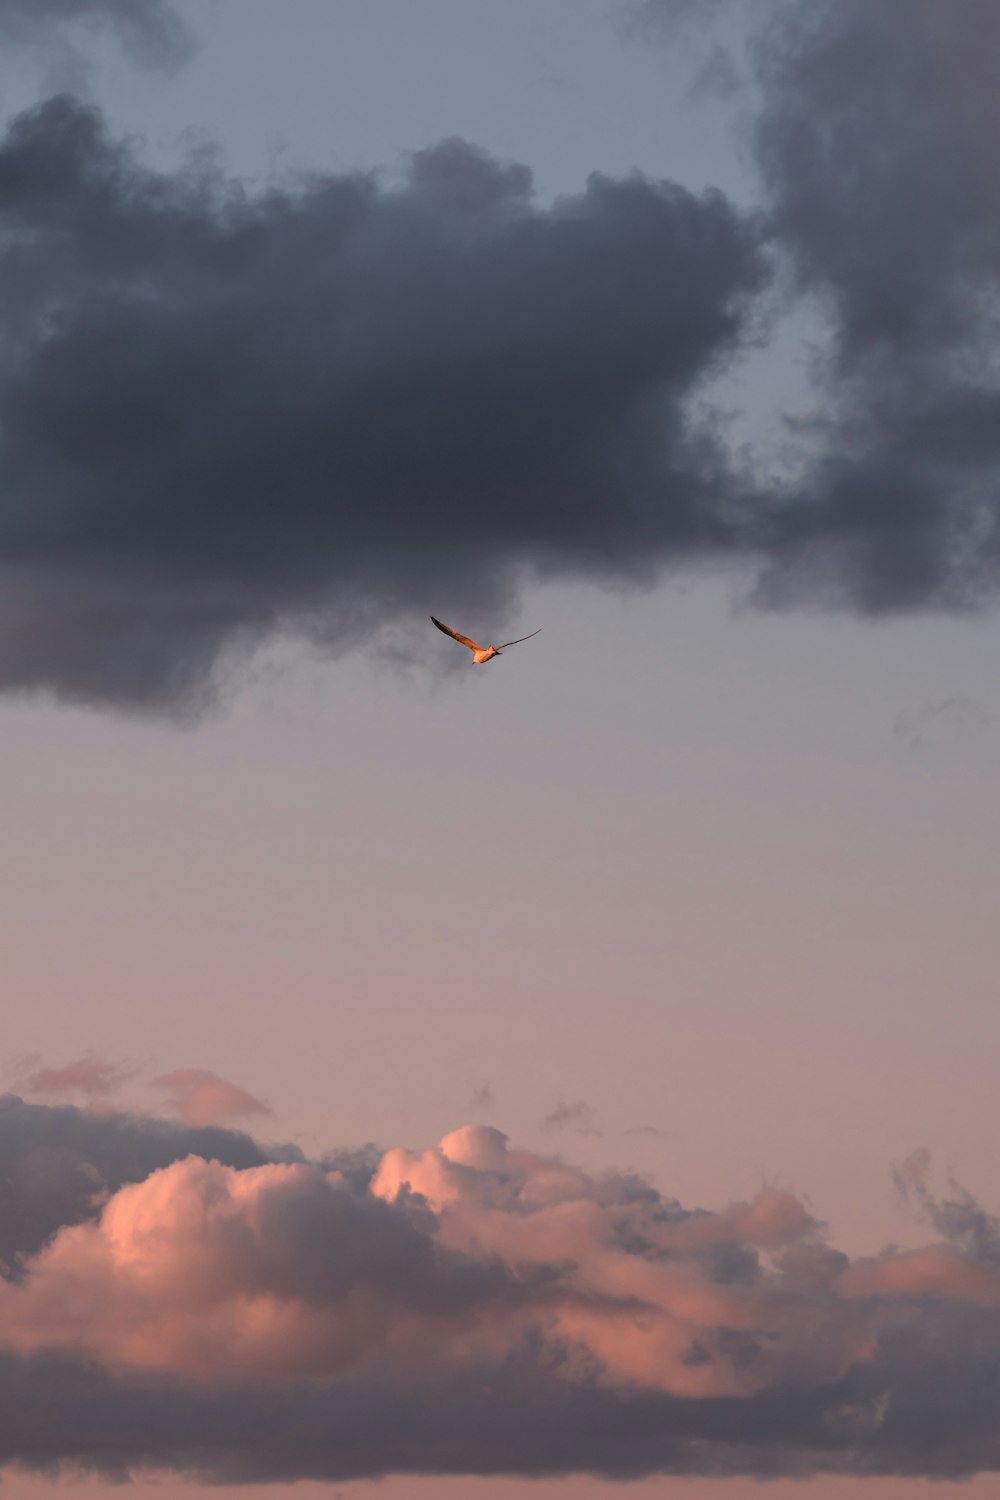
[748,0,1000,611]
[0,0,191,67]
[1,1346,999,1485]
[637,0,1000,613]
[5,2,1000,709]
[0,1092,279,1275]
[0,94,764,710]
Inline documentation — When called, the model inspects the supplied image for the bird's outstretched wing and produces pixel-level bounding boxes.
[431,616,481,652]
[497,628,542,649]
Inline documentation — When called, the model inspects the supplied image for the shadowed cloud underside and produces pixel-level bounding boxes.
[0,1099,999,1480]
[0,94,762,708]
[2,2,1000,707]
[1,0,999,719]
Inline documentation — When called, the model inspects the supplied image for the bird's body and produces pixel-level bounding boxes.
[431,616,540,664]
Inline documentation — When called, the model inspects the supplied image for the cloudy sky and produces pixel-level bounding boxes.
[2,2,1000,1498]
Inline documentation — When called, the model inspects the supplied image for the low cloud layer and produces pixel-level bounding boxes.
[0,1100,998,1480]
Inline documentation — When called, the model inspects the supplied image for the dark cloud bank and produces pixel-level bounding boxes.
[1,1097,1000,1481]
[0,95,761,710]
[3,0,1000,709]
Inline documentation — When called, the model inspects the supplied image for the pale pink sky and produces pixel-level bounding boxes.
[4,581,996,1254]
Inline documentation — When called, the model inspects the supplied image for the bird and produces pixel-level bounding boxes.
[430,616,541,665]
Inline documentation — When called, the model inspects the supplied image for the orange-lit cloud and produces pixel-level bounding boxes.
[0,1104,998,1482]
[153,1068,270,1127]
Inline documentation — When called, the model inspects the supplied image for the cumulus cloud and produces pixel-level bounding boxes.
[152,1067,270,1127]
[0,1107,998,1480]
[0,96,765,707]
[2,4,1000,710]
[0,92,766,711]
[0,1093,282,1276]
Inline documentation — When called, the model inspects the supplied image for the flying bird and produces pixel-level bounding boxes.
[431,616,541,665]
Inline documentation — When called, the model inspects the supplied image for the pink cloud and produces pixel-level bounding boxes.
[152,1068,270,1127]
[0,1118,972,1406]
[0,1111,998,1480]
[838,1245,1000,1305]
[20,1050,137,1099]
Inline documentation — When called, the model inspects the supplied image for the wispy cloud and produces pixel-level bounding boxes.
[541,1098,603,1136]
[13,1049,138,1100]
[8,1052,271,1129]
[0,0,192,67]
[153,1068,271,1128]
[892,697,991,751]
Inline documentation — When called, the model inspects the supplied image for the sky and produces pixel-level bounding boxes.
[1,1,1000,1497]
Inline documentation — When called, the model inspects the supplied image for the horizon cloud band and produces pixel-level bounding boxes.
[0,1098,999,1481]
